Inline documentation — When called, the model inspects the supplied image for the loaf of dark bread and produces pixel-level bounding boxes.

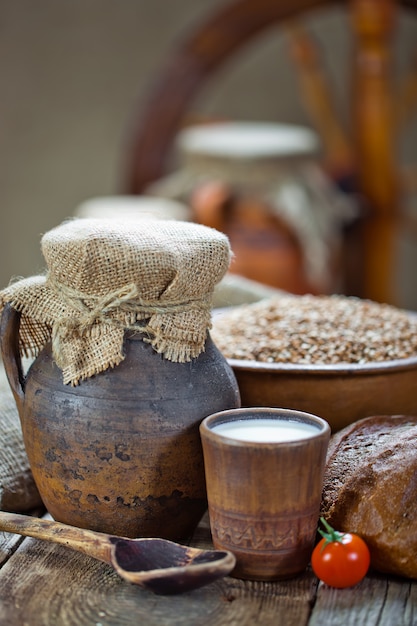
[321,415,417,579]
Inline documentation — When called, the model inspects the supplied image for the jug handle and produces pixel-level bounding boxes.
[0,303,25,414]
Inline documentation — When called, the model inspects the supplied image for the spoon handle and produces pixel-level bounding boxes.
[0,511,113,565]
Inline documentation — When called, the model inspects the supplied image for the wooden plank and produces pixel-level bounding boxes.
[0,515,317,626]
[0,512,414,625]
[0,537,318,626]
[0,529,25,566]
[0,507,46,567]
[309,573,417,626]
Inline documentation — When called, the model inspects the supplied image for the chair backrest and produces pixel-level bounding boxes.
[122,0,417,304]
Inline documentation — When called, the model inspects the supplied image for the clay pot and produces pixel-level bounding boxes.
[0,304,240,540]
[227,355,417,433]
[191,185,314,295]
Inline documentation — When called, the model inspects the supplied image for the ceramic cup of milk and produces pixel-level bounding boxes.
[199,407,330,581]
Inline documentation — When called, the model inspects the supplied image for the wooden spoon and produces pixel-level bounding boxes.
[0,511,235,594]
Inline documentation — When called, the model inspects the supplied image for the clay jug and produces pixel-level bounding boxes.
[1,304,240,540]
[148,121,355,296]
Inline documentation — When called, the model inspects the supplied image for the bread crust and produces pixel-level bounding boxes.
[321,415,417,579]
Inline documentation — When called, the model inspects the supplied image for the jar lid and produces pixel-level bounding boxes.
[75,195,190,222]
[177,122,319,160]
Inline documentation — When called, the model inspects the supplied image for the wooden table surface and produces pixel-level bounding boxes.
[0,512,415,626]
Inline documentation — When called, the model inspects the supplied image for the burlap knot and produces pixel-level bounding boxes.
[52,281,140,335]
[0,218,231,385]
[50,277,212,377]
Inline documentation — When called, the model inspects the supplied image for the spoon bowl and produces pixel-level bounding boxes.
[0,511,236,594]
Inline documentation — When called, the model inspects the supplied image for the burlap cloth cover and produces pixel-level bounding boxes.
[0,218,231,385]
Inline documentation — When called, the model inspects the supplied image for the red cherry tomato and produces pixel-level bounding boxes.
[311,518,370,588]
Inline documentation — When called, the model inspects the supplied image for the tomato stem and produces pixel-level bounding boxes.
[318,516,345,549]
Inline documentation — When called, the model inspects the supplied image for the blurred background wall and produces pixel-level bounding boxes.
[0,1,416,305]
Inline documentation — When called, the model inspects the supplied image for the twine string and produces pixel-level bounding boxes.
[48,277,211,351]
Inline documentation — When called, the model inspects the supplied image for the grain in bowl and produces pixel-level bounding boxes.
[211,294,417,365]
[211,294,417,431]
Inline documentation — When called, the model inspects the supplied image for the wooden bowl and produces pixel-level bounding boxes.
[227,355,417,432]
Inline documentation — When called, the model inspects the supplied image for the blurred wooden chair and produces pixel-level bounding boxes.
[121,0,417,305]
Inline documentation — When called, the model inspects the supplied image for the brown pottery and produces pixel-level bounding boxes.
[0,305,240,540]
[228,355,417,432]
